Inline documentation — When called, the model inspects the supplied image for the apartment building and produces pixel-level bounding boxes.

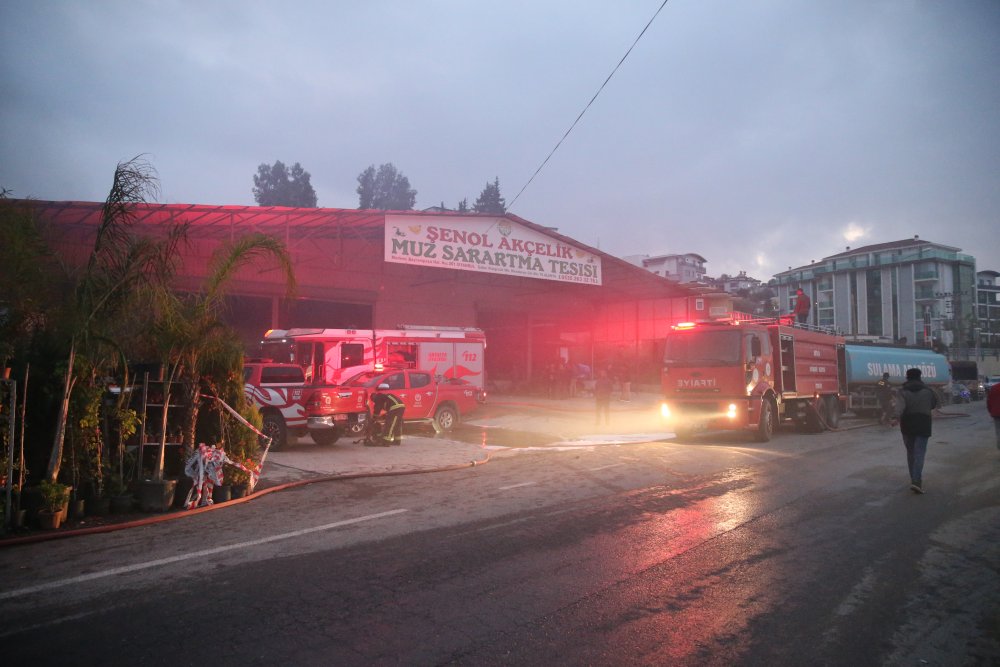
[773,237,976,347]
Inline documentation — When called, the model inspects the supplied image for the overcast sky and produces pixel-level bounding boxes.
[2,1,998,279]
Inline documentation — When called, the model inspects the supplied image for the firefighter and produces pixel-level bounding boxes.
[876,372,896,426]
[370,382,405,446]
[793,287,811,325]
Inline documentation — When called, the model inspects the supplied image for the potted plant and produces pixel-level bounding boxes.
[38,480,70,529]
[107,475,133,514]
[228,464,251,499]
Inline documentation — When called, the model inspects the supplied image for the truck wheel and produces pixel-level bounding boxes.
[434,404,459,431]
[755,399,775,442]
[824,396,841,429]
[311,429,340,446]
[261,411,287,451]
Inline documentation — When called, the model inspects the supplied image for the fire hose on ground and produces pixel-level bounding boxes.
[804,396,971,433]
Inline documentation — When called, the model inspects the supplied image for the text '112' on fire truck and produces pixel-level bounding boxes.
[244,326,486,449]
[660,316,950,442]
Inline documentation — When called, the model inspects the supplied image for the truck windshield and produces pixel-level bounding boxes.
[663,330,742,366]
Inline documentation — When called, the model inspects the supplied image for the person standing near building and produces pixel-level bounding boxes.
[876,372,895,426]
[987,378,1000,450]
[793,287,811,325]
[896,367,938,493]
[594,369,613,426]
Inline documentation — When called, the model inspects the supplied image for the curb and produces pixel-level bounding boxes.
[0,450,492,548]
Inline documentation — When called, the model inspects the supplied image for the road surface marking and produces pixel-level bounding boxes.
[0,509,409,601]
[589,463,627,471]
[498,482,536,490]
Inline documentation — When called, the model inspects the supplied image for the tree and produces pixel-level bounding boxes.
[253,160,318,207]
[45,156,174,483]
[473,177,506,214]
[146,233,296,481]
[356,163,417,210]
[456,198,469,213]
[0,193,58,369]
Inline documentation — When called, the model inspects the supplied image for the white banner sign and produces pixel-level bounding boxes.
[384,215,602,285]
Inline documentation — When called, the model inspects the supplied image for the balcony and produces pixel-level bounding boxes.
[914,270,938,281]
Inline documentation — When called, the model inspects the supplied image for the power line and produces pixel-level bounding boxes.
[507,0,671,211]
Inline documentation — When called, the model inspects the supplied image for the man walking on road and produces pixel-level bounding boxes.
[897,367,938,493]
[987,379,1000,450]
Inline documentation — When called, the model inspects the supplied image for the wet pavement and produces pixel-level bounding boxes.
[260,391,674,485]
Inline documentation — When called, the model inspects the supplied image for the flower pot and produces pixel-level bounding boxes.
[111,494,134,514]
[13,509,28,529]
[57,494,71,523]
[173,476,194,508]
[212,484,232,504]
[139,479,177,513]
[231,483,248,500]
[37,509,62,530]
[70,498,86,519]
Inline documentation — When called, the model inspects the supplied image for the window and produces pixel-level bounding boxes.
[695,298,704,311]
[663,330,741,365]
[260,366,305,384]
[383,372,405,390]
[342,343,365,368]
[409,372,432,388]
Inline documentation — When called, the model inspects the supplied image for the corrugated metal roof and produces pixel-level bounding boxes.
[15,199,696,301]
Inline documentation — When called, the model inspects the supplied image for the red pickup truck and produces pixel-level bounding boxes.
[305,368,485,446]
[243,361,312,450]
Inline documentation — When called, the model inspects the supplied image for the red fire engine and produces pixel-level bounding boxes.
[661,317,847,441]
[258,325,486,389]
[245,326,486,448]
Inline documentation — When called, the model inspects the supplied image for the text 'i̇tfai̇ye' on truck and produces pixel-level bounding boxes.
[660,315,847,442]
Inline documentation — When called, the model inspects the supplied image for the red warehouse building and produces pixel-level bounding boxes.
[20,200,706,388]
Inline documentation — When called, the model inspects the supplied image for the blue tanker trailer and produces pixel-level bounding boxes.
[844,344,950,414]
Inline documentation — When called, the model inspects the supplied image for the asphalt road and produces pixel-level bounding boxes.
[1,408,998,666]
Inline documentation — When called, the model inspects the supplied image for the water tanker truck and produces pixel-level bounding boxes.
[843,344,950,414]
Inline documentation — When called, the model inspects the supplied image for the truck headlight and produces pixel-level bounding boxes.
[726,403,737,419]
[660,403,671,419]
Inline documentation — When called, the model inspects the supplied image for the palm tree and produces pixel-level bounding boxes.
[46,156,170,483]
[146,233,296,480]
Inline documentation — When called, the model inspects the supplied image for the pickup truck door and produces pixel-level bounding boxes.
[403,371,437,419]
[378,371,427,419]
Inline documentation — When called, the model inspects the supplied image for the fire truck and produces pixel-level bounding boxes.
[660,317,846,441]
[258,325,486,389]
[245,326,486,448]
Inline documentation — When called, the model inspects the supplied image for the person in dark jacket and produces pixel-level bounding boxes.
[875,372,895,426]
[370,383,405,446]
[896,367,938,493]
